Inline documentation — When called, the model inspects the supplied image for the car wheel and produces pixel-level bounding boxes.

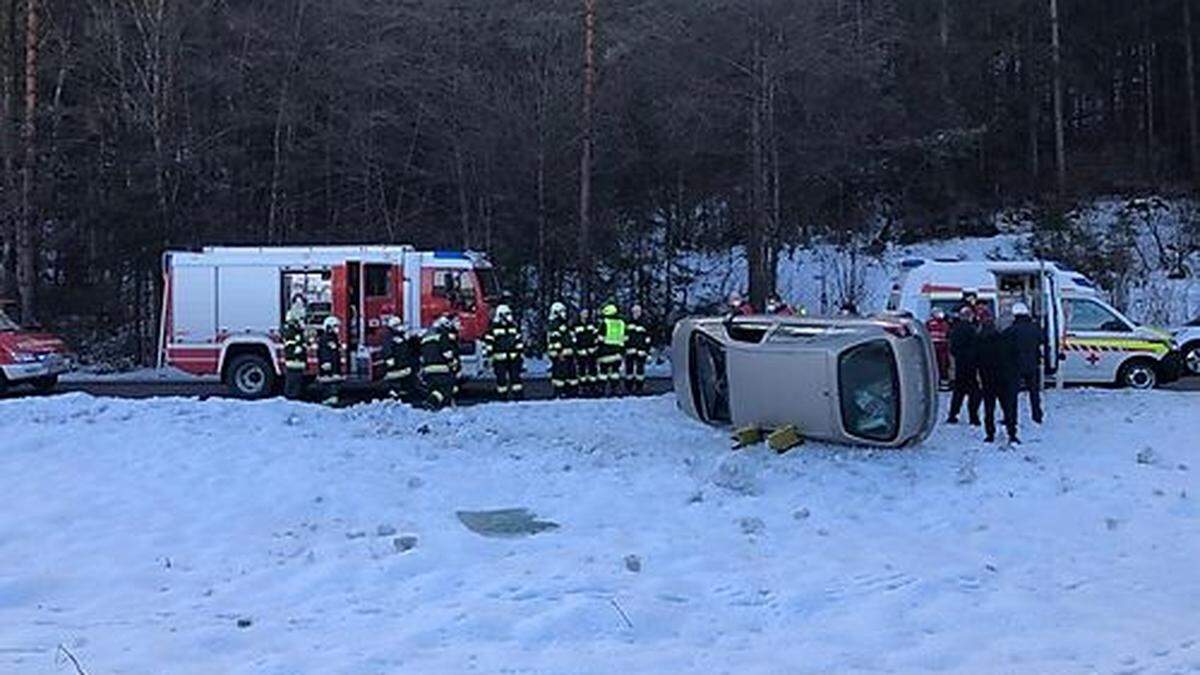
[226,354,275,399]
[1118,360,1158,390]
[31,375,58,393]
[1183,342,1200,377]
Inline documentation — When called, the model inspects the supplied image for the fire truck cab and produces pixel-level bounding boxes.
[0,299,72,395]
[158,246,500,398]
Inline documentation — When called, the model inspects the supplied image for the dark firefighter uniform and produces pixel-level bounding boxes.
[597,304,626,397]
[316,321,345,406]
[977,322,1020,444]
[947,311,981,425]
[624,312,650,395]
[282,316,308,400]
[547,311,577,398]
[483,313,525,400]
[573,314,600,396]
[1004,310,1044,424]
[380,322,418,399]
[420,323,458,410]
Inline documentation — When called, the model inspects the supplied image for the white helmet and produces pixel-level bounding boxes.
[385,314,404,330]
[550,302,567,319]
[434,315,452,330]
[1012,302,1031,317]
[495,304,513,321]
[322,316,341,331]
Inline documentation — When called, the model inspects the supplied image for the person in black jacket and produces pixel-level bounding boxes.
[380,313,417,401]
[946,306,981,425]
[316,315,345,406]
[1003,302,1044,424]
[977,313,1020,444]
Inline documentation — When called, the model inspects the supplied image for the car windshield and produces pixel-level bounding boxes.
[0,308,19,331]
[838,340,900,442]
[690,332,731,423]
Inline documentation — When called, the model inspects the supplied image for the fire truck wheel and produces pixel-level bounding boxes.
[31,375,58,393]
[1118,359,1158,390]
[227,354,276,399]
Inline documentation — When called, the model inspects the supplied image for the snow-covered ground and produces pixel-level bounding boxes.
[2,391,1198,674]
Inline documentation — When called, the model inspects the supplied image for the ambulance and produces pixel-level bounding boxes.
[157,246,501,398]
[885,259,1182,389]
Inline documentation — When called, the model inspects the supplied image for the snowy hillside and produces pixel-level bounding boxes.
[2,392,1198,674]
[675,197,1200,325]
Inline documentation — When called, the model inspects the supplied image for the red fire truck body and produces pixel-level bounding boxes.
[158,246,499,397]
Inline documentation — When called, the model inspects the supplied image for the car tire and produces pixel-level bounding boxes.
[226,354,276,399]
[31,375,58,394]
[1183,342,1200,377]
[1118,359,1158,390]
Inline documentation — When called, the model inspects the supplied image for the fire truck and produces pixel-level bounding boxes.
[0,298,72,394]
[157,246,501,398]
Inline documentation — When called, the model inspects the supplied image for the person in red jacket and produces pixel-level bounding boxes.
[925,308,951,386]
[728,292,754,316]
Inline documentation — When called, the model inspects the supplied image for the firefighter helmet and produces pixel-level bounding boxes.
[550,302,567,319]
[322,316,341,331]
[385,314,404,330]
[1012,302,1031,317]
[495,304,513,321]
[601,303,618,318]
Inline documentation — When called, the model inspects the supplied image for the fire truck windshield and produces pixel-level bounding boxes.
[476,268,501,301]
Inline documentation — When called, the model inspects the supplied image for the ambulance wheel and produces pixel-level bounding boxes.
[227,354,276,399]
[1183,342,1200,377]
[1118,359,1158,390]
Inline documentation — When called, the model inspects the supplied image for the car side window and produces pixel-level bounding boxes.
[1066,299,1131,333]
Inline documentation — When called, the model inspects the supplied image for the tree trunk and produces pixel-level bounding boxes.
[1184,0,1199,185]
[0,0,16,298]
[579,0,596,304]
[1050,0,1067,195]
[746,32,768,311]
[17,0,38,323]
[1025,14,1040,188]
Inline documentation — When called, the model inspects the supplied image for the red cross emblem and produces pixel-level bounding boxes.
[1085,351,1102,366]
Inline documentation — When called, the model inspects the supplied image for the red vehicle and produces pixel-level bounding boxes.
[0,300,72,394]
[157,246,501,398]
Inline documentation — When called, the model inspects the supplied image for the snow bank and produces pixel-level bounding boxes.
[1,392,1198,674]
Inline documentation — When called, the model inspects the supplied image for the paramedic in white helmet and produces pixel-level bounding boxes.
[1002,301,1044,424]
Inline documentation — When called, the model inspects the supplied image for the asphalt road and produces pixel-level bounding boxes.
[29,377,678,403]
[2,375,1195,402]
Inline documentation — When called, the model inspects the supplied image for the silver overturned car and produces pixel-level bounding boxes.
[672,313,940,448]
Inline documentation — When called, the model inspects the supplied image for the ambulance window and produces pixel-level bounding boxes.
[838,340,900,442]
[364,265,390,298]
[1065,299,1131,333]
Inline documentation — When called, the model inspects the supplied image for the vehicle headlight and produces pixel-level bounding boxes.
[10,351,38,363]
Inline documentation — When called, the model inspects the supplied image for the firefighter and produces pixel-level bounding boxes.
[624,304,650,395]
[281,300,308,400]
[1004,302,1044,425]
[380,313,417,400]
[546,302,577,398]
[573,308,600,397]
[946,306,982,425]
[977,311,1020,444]
[925,308,951,387]
[596,303,626,397]
[420,316,458,410]
[316,315,346,406]
[483,304,525,400]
